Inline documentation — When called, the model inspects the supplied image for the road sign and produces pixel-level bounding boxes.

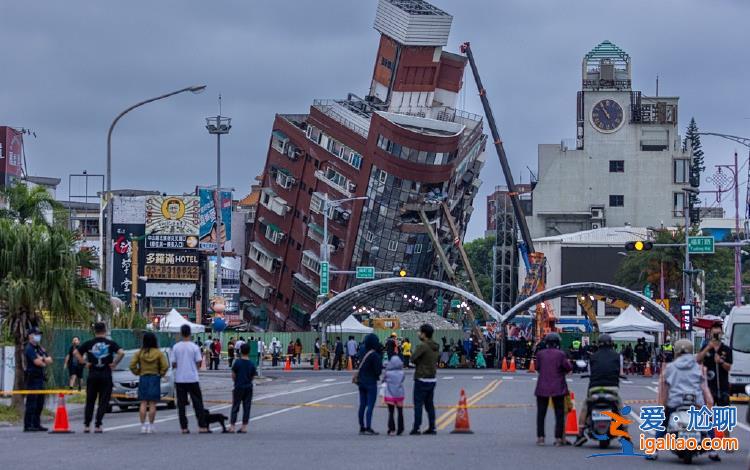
[437,296,444,317]
[450,299,460,308]
[688,236,714,254]
[643,284,653,299]
[319,261,330,295]
[355,266,375,280]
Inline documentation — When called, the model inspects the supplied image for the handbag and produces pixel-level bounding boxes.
[352,350,374,385]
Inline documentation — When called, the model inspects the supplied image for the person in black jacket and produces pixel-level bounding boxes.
[356,333,383,435]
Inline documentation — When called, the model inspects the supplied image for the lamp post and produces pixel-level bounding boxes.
[205,114,231,295]
[683,186,700,340]
[102,85,206,294]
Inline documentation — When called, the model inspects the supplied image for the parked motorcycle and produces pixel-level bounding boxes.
[667,394,710,464]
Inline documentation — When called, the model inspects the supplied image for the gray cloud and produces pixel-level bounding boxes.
[1,0,747,240]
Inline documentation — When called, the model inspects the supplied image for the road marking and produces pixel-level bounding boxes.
[291,379,307,384]
[104,380,351,431]
[442,376,455,380]
[646,386,658,394]
[621,380,633,384]
[501,376,514,380]
[566,378,573,383]
[434,379,501,430]
[651,381,659,385]
[472,376,484,380]
[248,391,357,423]
[532,377,537,381]
[322,379,336,382]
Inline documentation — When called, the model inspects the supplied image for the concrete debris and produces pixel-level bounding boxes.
[371,310,460,330]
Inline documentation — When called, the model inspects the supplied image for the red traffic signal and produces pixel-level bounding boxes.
[625,241,653,251]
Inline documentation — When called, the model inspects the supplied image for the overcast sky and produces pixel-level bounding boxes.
[1,0,748,240]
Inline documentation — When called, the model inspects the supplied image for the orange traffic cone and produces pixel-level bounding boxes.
[501,357,508,372]
[527,358,536,373]
[346,357,353,371]
[49,393,73,434]
[313,356,320,371]
[644,361,653,377]
[565,392,579,436]
[714,428,725,439]
[284,356,292,371]
[450,388,473,434]
[508,356,517,373]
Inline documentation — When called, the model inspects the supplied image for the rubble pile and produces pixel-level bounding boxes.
[373,310,460,330]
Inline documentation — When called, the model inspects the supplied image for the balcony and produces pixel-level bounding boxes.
[292,273,318,304]
[312,99,370,138]
[314,169,353,198]
[260,188,290,217]
[242,268,272,300]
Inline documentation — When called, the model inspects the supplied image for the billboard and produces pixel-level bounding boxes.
[0,127,23,187]
[145,234,198,250]
[145,196,199,235]
[111,224,146,304]
[112,196,146,224]
[144,251,200,281]
[198,188,232,251]
[207,256,241,317]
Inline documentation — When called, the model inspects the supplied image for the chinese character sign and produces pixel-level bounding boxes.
[111,223,145,303]
[145,196,200,235]
[198,188,232,251]
[144,250,200,281]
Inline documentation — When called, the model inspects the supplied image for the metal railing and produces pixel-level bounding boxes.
[312,100,369,138]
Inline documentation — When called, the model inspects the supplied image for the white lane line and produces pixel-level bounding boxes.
[322,379,336,382]
[472,376,484,380]
[249,391,357,422]
[566,378,573,383]
[621,380,633,384]
[442,376,455,380]
[291,379,307,384]
[104,380,350,431]
[651,381,659,385]
[646,386,658,394]
[501,376,515,380]
[532,377,538,381]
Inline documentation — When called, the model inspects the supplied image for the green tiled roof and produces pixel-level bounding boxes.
[584,40,629,62]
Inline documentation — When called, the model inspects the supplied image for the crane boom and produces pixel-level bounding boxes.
[460,42,534,253]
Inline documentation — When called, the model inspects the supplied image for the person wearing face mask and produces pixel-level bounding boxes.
[697,322,733,438]
[23,326,52,432]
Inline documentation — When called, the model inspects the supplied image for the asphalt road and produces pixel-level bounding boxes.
[1,368,748,469]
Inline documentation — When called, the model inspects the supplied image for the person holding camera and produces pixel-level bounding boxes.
[696,322,733,437]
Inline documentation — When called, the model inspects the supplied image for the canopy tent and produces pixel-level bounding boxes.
[600,306,664,334]
[610,331,656,343]
[325,315,373,334]
[160,308,205,333]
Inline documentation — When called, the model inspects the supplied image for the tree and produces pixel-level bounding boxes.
[0,182,60,225]
[683,118,705,219]
[462,236,495,301]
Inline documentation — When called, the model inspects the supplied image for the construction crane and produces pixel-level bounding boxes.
[460,42,556,341]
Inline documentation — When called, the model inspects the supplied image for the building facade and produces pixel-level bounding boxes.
[527,41,692,238]
[245,0,486,331]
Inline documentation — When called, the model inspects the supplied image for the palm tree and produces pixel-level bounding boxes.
[0,181,60,225]
[0,220,111,409]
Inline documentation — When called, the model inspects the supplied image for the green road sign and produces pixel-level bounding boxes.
[319,261,330,295]
[450,299,460,308]
[437,296,444,317]
[643,284,654,299]
[355,266,375,279]
[688,236,714,254]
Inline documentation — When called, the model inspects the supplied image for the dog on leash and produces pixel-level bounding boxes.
[202,411,229,433]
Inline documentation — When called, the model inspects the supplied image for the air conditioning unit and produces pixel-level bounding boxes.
[591,222,602,229]
[347,182,357,192]
[591,208,604,220]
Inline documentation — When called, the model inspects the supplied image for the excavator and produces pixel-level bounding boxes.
[460,42,557,342]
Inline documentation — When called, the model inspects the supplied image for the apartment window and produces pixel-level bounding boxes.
[310,193,333,218]
[414,243,423,254]
[325,167,349,189]
[674,159,689,184]
[609,195,624,207]
[380,57,393,70]
[609,160,624,173]
[271,131,289,154]
[305,125,322,144]
[561,297,577,316]
[365,231,374,242]
[387,240,398,251]
[378,169,388,184]
[302,251,320,274]
[265,224,283,244]
[673,192,686,217]
[327,138,344,158]
[275,170,294,189]
[261,192,271,207]
[348,151,363,170]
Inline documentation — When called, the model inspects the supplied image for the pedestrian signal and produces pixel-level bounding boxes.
[625,241,653,251]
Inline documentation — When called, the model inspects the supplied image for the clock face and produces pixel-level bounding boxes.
[591,99,624,133]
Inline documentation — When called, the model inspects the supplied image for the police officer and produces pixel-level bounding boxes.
[660,337,674,363]
[24,326,52,432]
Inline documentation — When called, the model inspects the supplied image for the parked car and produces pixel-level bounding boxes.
[109,348,176,412]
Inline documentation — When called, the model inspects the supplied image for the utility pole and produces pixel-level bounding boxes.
[205,99,231,297]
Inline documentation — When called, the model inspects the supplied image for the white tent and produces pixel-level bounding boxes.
[160,308,205,333]
[325,315,373,334]
[600,306,664,334]
[610,331,655,343]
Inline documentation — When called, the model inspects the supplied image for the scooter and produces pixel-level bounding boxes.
[572,357,589,373]
[579,363,622,449]
[667,394,710,464]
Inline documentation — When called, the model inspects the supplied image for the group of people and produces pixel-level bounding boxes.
[320,334,413,371]
[354,324,439,435]
[534,322,731,462]
[25,323,257,434]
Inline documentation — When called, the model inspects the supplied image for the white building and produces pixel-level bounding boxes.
[528,41,692,238]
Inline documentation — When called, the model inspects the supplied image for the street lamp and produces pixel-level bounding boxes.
[205,113,232,295]
[102,85,207,294]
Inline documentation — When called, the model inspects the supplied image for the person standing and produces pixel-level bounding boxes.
[697,322,733,436]
[204,336,213,370]
[332,337,344,371]
[314,337,321,367]
[271,337,281,367]
[634,337,649,375]
[23,327,52,432]
[257,337,265,367]
[172,324,208,433]
[211,338,221,370]
[356,333,383,435]
[321,341,330,369]
[410,324,439,435]
[294,339,303,366]
[74,322,124,433]
[63,336,83,391]
[228,343,257,433]
[385,332,399,359]
[227,338,236,369]
[383,355,405,435]
[401,338,412,369]
[346,336,358,368]
[129,332,168,434]
[534,333,572,446]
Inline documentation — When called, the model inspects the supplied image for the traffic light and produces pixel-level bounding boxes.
[625,240,653,251]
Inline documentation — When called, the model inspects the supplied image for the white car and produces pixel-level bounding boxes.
[109,348,176,412]
[724,306,750,393]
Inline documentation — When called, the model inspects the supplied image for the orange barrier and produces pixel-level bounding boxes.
[283,356,292,371]
[50,393,73,434]
[508,356,516,373]
[450,388,473,434]
[313,356,320,371]
[644,362,652,377]
[565,391,579,436]
[501,358,508,372]
[346,357,353,371]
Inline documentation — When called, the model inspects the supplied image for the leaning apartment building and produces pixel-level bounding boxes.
[242,0,486,331]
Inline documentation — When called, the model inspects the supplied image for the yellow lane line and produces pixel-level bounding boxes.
[434,379,502,430]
